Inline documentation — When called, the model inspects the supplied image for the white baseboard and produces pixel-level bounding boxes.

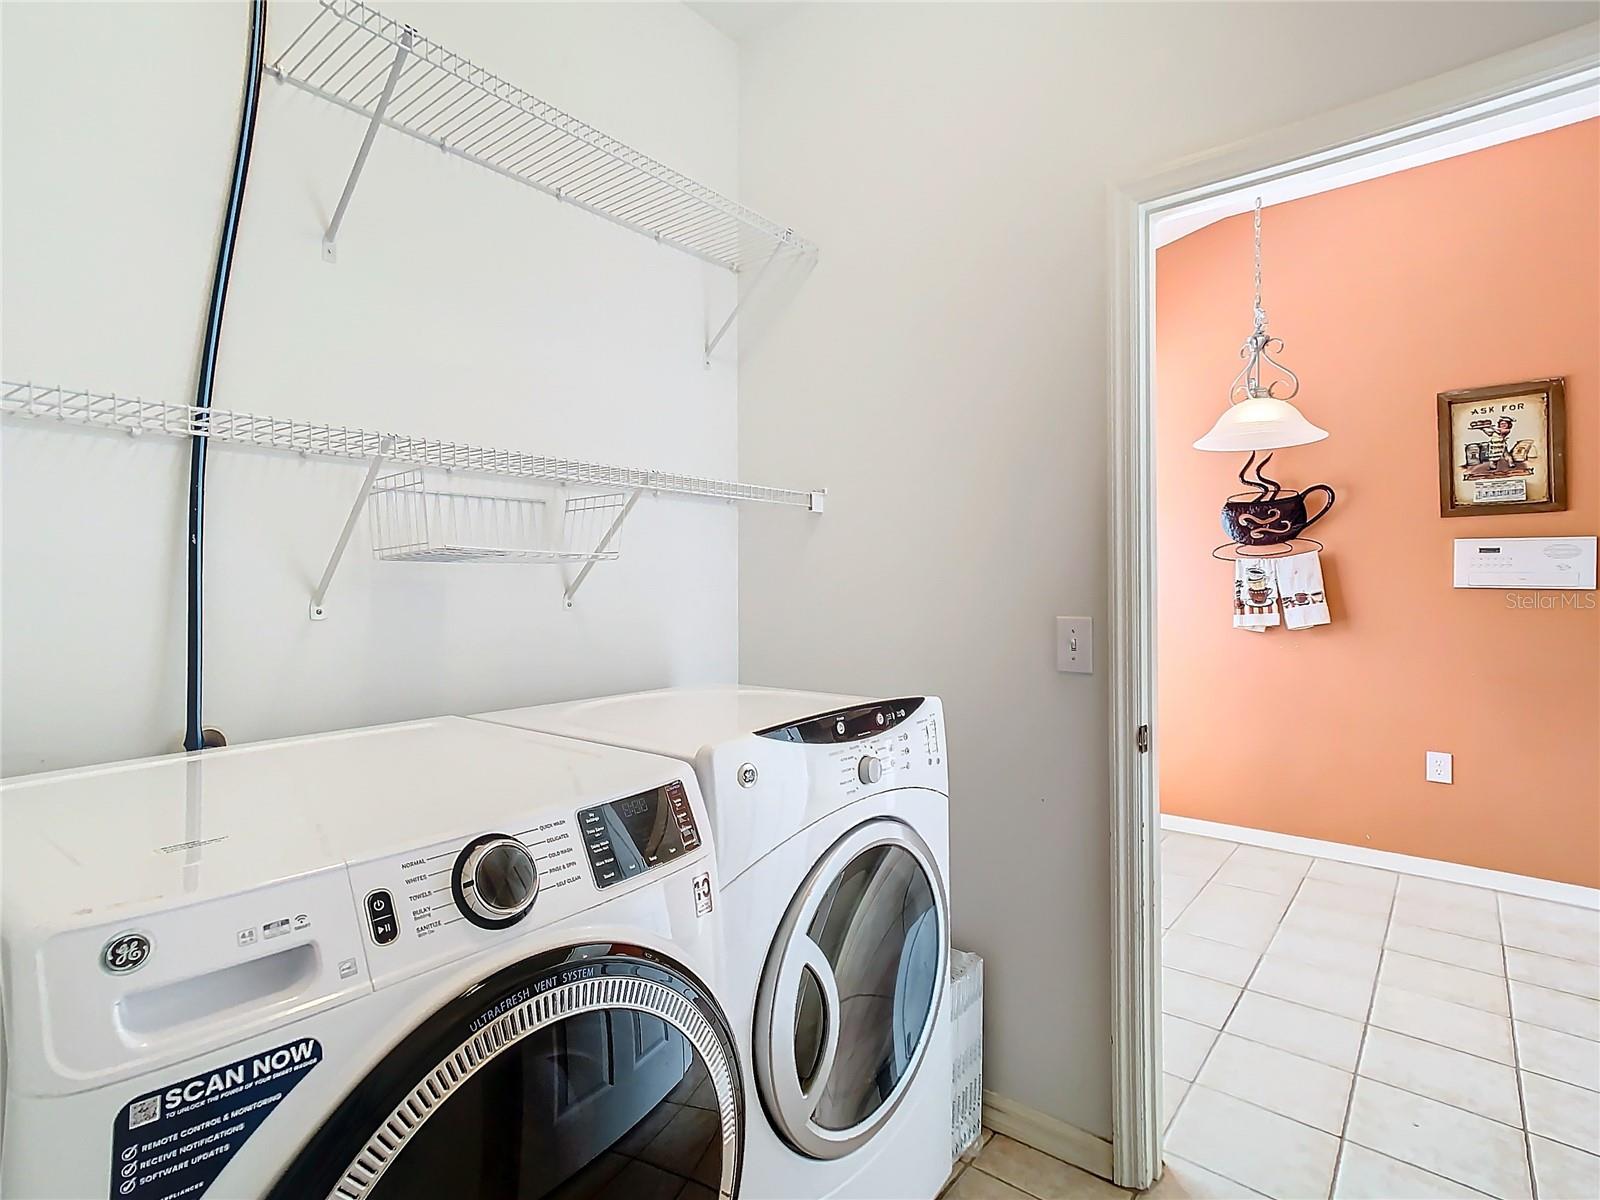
[981,1090,1114,1181]
[1161,814,1600,911]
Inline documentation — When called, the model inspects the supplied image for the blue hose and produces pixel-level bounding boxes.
[185,1,267,752]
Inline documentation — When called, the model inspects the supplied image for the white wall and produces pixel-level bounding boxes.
[1,2,749,774]
[735,1,1598,1143]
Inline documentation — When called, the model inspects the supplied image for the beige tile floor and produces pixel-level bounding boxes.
[940,1127,1279,1199]
[941,834,1600,1200]
[1160,831,1600,1199]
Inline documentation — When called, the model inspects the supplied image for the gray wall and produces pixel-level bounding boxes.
[735,0,1597,1142]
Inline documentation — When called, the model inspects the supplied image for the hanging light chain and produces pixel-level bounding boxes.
[1229,195,1300,404]
[1252,196,1265,332]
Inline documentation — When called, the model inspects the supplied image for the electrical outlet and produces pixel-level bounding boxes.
[1426,751,1453,784]
[1056,617,1093,674]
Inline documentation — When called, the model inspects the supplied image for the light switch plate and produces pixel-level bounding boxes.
[1057,617,1093,674]
[1426,751,1453,784]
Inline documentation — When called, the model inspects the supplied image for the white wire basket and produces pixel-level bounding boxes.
[951,949,984,1161]
[369,469,628,564]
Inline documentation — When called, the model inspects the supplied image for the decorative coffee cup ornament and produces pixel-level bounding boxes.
[1221,452,1335,546]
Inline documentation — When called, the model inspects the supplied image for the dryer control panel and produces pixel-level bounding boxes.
[759,697,944,801]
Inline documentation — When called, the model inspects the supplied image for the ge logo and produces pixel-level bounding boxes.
[736,763,759,788]
[102,931,152,975]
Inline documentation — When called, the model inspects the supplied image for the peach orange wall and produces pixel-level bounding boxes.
[1155,120,1599,888]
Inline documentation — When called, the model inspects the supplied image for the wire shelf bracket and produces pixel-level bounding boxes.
[269,0,817,276]
[704,243,781,368]
[563,487,642,607]
[3,380,826,617]
[319,29,413,262]
[310,439,392,619]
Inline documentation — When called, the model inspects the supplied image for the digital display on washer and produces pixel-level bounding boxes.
[578,781,700,889]
[756,697,925,744]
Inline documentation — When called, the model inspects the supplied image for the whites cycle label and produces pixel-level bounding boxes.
[109,1039,322,1199]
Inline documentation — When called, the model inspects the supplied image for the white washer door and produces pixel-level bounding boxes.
[754,818,948,1160]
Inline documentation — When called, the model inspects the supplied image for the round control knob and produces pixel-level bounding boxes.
[454,836,539,929]
[858,755,884,786]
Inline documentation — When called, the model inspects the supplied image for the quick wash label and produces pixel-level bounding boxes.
[109,1038,322,1199]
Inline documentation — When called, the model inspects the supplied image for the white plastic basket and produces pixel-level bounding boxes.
[368,468,627,564]
[951,949,984,1161]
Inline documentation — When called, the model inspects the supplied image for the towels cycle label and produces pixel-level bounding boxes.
[109,1038,322,1199]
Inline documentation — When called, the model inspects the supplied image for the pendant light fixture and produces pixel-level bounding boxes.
[1194,198,1328,452]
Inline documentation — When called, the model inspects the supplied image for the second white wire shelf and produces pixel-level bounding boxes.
[3,380,823,615]
[0,381,823,510]
[370,469,628,565]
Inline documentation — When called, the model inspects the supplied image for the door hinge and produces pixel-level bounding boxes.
[1136,724,1151,754]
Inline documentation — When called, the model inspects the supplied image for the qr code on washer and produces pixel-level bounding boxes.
[127,1095,161,1130]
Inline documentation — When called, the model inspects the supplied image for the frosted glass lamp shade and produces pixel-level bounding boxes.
[1194,395,1329,452]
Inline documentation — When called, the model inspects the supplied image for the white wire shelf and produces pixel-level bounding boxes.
[370,469,628,565]
[270,0,816,273]
[0,381,824,510]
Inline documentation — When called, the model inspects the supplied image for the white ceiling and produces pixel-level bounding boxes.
[685,2,803,43]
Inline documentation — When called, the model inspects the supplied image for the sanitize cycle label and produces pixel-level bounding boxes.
[108,1038,322,1199]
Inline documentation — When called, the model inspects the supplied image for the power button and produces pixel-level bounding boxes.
[366,889,398,946]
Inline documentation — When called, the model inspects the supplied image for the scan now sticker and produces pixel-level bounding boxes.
[109,1039,322,1199]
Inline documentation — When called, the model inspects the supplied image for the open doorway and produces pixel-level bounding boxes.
[1108,32,1599,1197]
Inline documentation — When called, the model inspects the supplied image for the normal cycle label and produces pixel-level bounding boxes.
[109,1038,322,1199]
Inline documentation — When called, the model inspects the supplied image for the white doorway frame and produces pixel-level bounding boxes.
[1105,24,1600,1190]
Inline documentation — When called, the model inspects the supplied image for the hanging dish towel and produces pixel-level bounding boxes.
[1233,558,1280,630]
[1275,551,1331,629]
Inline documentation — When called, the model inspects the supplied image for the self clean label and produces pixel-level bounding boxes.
[109,1038,322,1199]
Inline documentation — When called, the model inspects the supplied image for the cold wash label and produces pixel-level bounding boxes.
[109,1039,322,1199]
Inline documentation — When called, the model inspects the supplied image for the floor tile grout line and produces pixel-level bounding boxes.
[1365,977,1525,1043]
[965,1159,1128,1200]
[1340,1131,1516,1200]
[1508,972,1600,1003]
[1162,841,1239,931]
[1328,855,1399,1200]
[1389,937,1600,1001]
[1159,844,1254,1146]
[1168,857,1335,1195]
[1180,1075,1349,1141]
[1150,1154,1268,1200]
[1501,892,1540,1200]
[1507,1012,1600,1045]
[1383,945,1517,983]
[1395,913,1600,964]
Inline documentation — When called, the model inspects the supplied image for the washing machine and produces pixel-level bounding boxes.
[0,717,743,1200]
[474,688,953,1200]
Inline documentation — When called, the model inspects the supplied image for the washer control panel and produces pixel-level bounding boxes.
[578,780,700,889]
[346,814,582,988]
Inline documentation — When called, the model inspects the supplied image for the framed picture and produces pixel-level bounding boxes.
[1437,378,1567,517]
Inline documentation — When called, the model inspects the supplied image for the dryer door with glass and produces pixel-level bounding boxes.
[267,945,742,1200]
[754,818,948,1160]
